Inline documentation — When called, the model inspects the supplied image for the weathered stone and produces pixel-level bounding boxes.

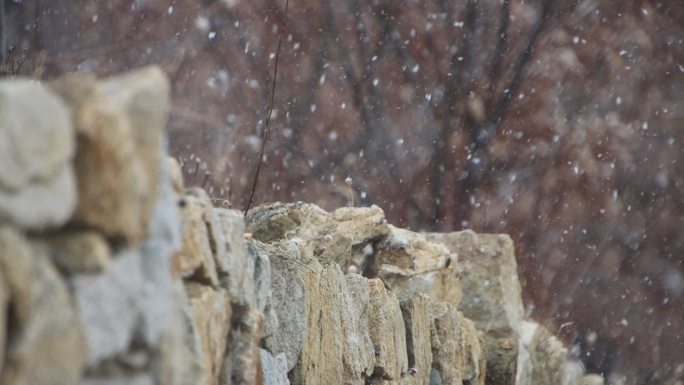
[0,79,76,230]
[373,226,461,307]
[71,250,145,366]
[247,242,272,313]
[429,303,484,385]
[424,230,523,336]
[173,192,219,286]
[424,231,523,336]
[0,227,86,385]
[185,282,232,385]
[519,321,584,385]
[38,230,111,274]
[257,241,306,370]
[52,66,169,245]
[341,273,376,384]
[216,208,252,303]
[246,202,389,265]
[222,308,263,385]
[368,278,409,383]
[399,294,433,385]
[260,349,290,385]
[187,188,229,276]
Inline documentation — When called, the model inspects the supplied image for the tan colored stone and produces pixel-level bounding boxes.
[187,188,229,275]
[37,230,111,274]
[0,227,86,385]
[52,66,170,246]
[429,303,484,385]
[368,278,409,383]
[424,230,523,336]
[173,192,219,286]
[0,79,77,230]
[374,225,461,308]
[246,202,389,265]
[185,282,232,385]
[399,294,433,385]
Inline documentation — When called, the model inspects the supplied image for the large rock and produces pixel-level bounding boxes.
[429,303,485,385]
[173,190,219,286]
[367,278,409,383]
[399,294,433,385]
[425,230,523,384]
[71,250,146,366]
[0,227,86,385]
[260,349,290,385]
[0,79,77,230]
[424,230,523,336]
[51,66,170,246]
[246,202,389,265]
[185,282,232,385]
[372,225,461,307]
[216,208,253,304]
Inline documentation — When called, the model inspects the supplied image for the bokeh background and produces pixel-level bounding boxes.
[3,0,683,383]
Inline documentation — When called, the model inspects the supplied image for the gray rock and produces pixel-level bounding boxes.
[399,294,433,385]
[71,250,145,366]
[424,230,524,336]
[0,78,76,230]
[216,208,252,303]
[260,350,290,385]
[367,278,409,382]
[0,226,86,385]
[52,66,170,246]
[519,321,585,385]
[81,374,155,385]
[257,241,307,371]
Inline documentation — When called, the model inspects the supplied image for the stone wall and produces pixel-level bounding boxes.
[0,67,601,385]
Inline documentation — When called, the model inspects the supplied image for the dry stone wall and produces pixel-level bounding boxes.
[0,67,602,385]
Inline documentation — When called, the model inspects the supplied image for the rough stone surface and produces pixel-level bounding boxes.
[260,350,290,385]
[37,230,111,275]
[185,282,232,385]
[257,241,308,371]
[71,249,145,366]
[0,79,76,230]
[424,230,524,336]
[173,191,218,286]
[52,66,169,246]
[373,225,461,308]
[399,294,433,385]
[216,208,253,303]
[246,202,389,265]
[187,188,229,276]
[368,278,409,382]
[0,227,86,385]
[429,303,485,385]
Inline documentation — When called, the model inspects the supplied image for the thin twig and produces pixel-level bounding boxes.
[243,0,290,214]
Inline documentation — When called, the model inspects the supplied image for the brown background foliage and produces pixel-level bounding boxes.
[3,0,683,383]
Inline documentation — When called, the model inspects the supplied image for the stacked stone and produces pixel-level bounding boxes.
[0,67,603,385]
